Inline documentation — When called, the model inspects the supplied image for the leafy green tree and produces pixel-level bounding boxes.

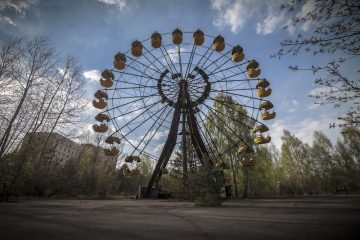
[279,130,312,195]
[194,163,223,207]
[248,145,278,196]
[206,93,253,197]
[310,131,334,193]
[332,127,360,192]
[163,143,201,199]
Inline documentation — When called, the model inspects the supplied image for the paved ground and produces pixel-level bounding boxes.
[0,196,359,240]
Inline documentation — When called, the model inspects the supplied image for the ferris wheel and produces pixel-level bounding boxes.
[92,29,276,196]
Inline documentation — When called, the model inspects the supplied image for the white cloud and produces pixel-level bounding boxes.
[270,116,341,150]
[117,106,142,121]
[256,11,285,35]
[83,69,101,83]
[84,100,99,119]
[285,99,299,113]
[125,138,145,149]
[0,15,16,26]
[166,47,188,63]
[154,143,165,154]
[0,0,37,26]
[0,0,37,12]
[85,123,94,132]
[285,18,296,35]
[292,100,299,106]
[270,120,285,149]
[97,0,127,11]
[307,103,320,110]
[298,0,315,31]
[142,129,169,142]
[293,118,322,145]
[211,0,229,10]
[308,86,332,98]
[287,108,296,113]
[127,138,139,146]
[211,0,259,33]
[285,0,316,34]
[211,0,316,35]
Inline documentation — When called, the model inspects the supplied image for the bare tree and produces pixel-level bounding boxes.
[274,0,360,127]
[0,36,57,157]
[29,55,86,196]
[0,35,86,199]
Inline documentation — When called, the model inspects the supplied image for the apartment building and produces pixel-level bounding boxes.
[21,132,81,162]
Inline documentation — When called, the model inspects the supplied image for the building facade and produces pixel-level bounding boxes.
[21,132,81,162]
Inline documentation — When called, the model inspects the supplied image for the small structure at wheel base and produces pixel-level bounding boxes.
[137,186,172,199]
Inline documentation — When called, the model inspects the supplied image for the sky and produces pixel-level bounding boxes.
[0,0,354,152]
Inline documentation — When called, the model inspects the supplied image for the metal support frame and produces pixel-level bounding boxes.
[145,77,213,197]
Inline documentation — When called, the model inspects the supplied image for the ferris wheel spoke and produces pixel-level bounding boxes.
[138,49,176,85]
[126,54,165,76]
[113,71,160,83]
[187,86,204,97]
[210,87,257,92]
[162,88,180,100]
[202,49,232,72]
[191,112,222,163]
[202,102,253,130]
[198,105,252,148]
[208,62,248,76]
[208,96,260,110]
[196,45,213,69]
[142,45,172,73]
[132,105,173,156]
[196,111,227,165]
[211,78,261,84]
[212,136,251,161]
[130,104,171,156]
[115,81,157,88]
[141,49,167,73]
[162,89,178,99]
[110,93,158,100]
[162,83,180,91]
[207,96,263,124]
[187,44,212,77]
[124,62,161,83]
[112,89,140,98]
[160,44,178,76]
[125,56,174,85]
[189,76,206,85]
[132,51,178,85]
[112,100,160,120]
[197,108,239,147]
[184,44,196,80]
[111,85,157,91]
[163,86,180,95]
[177,45,183,78]
[214,90,263,101]
[189,50,215,82]
[107,93,159,111]
[187,83,204,91]
[118,98,159,123]
[120,134,159,161]
[114,103,169,141]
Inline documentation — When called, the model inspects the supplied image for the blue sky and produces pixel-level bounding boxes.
[0,0,354,151]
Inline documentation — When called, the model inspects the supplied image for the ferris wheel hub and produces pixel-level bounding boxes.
[157,67,212,109]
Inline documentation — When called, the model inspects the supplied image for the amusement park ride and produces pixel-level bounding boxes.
[92,29,276,198]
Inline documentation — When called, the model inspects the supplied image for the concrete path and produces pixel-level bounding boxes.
[0,196,359,240]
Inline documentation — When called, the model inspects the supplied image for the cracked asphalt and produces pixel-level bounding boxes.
[0,196,359,240]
